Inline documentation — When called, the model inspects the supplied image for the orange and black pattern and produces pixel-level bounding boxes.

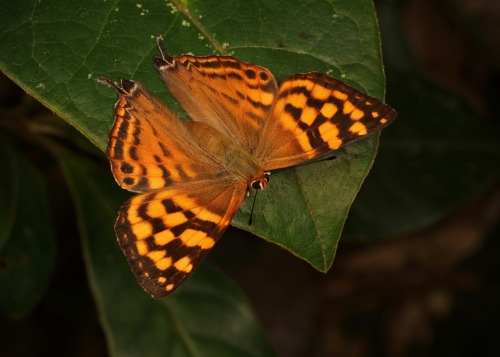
[99,37,396,298]
[115,179,245,298]
[257,72,395,170]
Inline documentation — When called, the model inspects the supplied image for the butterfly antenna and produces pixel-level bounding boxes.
[248,189,259,225]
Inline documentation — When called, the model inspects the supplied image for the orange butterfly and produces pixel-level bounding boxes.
[98,38,396,298]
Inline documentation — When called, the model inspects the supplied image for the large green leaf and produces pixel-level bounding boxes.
[60,154,274,356]
[0,0,388,271]
[0,138,55,318]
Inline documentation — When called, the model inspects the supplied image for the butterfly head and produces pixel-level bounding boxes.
[250,172,270,191]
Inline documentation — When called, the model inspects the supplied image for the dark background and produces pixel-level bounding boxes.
[1,0,499,356]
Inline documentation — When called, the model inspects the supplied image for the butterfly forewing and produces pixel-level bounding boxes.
[116,179,247,298]
[156,53,278,152]
[256,72,397,170]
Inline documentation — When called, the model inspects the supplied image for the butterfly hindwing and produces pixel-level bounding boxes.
[116,179,247,298]
[256,72,397,170]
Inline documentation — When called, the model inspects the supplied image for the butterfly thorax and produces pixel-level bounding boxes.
[187,121,266,187]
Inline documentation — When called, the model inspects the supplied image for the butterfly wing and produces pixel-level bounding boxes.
[256,72,397,170]
[99,77,248,298]
[116,179,247,298]
[154,38,278,152]
[101,78,223,193]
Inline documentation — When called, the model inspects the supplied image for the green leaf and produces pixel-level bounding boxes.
[0,0,388,271]
[0,138,55,318]
[345,71,500,239]
[60,155,274,357]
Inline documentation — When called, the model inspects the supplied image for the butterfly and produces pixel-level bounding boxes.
[98,38,396,299]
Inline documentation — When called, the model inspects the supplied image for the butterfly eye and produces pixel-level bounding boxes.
[250,174,270,190]
[250,180,262,190]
